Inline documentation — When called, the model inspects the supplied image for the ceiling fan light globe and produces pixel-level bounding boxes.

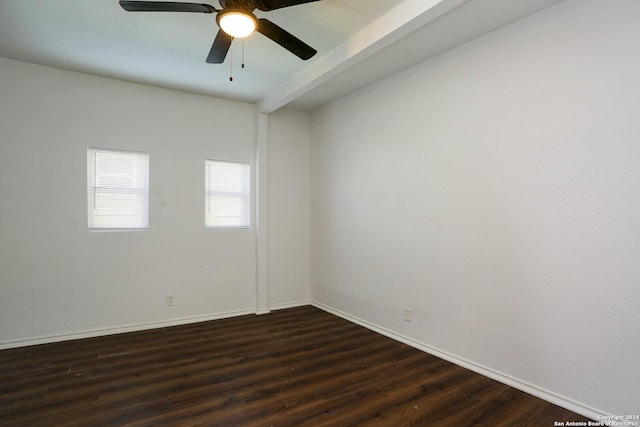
[218,11,257,38]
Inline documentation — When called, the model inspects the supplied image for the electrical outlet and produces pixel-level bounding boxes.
[166,294,175,307]
[403,307,412,322]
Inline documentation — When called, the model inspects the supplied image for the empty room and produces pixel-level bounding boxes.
[0,0,638,425]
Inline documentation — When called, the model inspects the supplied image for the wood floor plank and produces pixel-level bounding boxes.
[0,306,592,426]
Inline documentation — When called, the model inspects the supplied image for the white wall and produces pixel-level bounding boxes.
[310,0,639,417]
[0,58,259,345]
[267,109,311,307]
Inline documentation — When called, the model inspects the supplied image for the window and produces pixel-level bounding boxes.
[205,160,250,228]
[87,148,149,230]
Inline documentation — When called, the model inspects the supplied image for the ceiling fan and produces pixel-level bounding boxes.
[119,0,320,63]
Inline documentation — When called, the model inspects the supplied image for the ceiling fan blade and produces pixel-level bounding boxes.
[206,30,233,63]
[257,18,317,60]
[254,0,320,12]
[119,1,216,13]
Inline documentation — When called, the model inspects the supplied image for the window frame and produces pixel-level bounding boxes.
[87,147,150,232]
[204,159,251,229]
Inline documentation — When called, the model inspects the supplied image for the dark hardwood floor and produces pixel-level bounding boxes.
[1,305,590,426]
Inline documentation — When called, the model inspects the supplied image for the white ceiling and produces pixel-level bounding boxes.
[0,0,565,112]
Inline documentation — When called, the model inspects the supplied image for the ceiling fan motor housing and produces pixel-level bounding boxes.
[219,0,257,11]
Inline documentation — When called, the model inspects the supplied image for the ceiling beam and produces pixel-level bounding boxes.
[257,0,470,113]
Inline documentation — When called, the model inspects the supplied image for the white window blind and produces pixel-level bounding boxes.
[87,148,149,230]
[205,160,250,228]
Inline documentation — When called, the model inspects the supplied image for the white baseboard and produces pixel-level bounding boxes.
[0,301,311,350]
[0,308,255,350]
[267,300,312,311]
[311,301,607,421]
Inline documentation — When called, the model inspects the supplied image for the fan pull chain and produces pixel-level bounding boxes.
[229,44,233,82]
[242,40,245,69]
